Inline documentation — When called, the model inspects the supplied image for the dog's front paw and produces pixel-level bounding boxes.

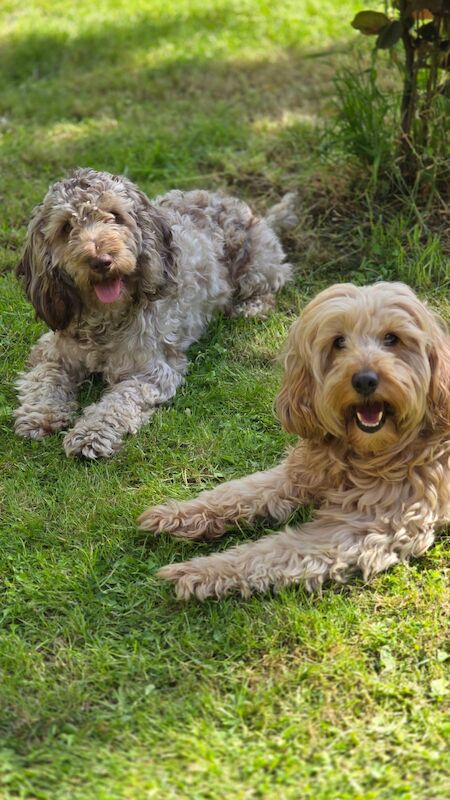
[157,558,249,601]
[63,422,122,459]
[14,406,73,440]
[138,501,226,540]
[157,562,218,600]
[138,502,203,537]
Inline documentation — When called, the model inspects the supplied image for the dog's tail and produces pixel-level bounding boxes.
[264,192,298,232]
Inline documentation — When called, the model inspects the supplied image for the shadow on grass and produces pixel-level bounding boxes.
[0,7,356,211]
[2,5,350,87]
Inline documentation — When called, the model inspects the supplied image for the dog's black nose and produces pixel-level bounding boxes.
[352,370,379,396]
[89,254,113,272]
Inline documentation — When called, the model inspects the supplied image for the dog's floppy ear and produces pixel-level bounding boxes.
[276,317,320,439]
[16,212,80,331]
[134,190,177,300]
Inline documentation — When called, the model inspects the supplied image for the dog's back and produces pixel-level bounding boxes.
[155,188,294,317]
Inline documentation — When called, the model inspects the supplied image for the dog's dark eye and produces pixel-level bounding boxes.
[384,332,399,346]
[111,210,125,225]
[333,336,346,349]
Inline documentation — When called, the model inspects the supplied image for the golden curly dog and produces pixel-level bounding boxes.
[139,282,450,600]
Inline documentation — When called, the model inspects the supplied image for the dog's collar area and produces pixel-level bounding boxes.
[354,401,388,433]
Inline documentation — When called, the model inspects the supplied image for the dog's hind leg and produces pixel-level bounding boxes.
[224,197,295,319]
[138,460,306,540]
[229,220,293,318]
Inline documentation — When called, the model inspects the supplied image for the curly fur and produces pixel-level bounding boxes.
[15,168,293,458]
[138,282,450,600]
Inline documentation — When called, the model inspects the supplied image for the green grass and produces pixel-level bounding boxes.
[0,1,449,798]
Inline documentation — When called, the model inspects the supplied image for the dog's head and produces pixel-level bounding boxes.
[16,168,176,330]
[276,282,450,454]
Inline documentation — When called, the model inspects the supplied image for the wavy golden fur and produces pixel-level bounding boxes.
[139,282,450,600]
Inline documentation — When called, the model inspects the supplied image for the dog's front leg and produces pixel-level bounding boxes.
[15,358,82,440]
[138,461,304,540]
[156,521,355,600]
[63,369,181,459]
[157,506,439,600]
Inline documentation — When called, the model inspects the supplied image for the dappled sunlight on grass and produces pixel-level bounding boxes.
[251,109,319,135]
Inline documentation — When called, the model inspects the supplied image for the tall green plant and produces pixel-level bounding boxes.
[351,2,450,179]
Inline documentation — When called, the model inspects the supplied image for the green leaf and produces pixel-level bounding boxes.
[351,10,391,35]
[376,20,403,49]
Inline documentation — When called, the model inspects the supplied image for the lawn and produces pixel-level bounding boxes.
[0,1,449,798]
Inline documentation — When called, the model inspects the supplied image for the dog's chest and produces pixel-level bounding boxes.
[322,448,450,522]
[63,318,152,380]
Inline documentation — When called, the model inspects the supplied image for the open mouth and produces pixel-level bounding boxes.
[93,277,124,304]
[354,401,389,434]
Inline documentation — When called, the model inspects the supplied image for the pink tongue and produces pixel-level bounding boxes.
[94,279,123,304]
[358,403,382,423]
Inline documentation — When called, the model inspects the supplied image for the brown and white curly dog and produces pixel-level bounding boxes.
[14,168,294,458]
[139,282,450,600]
